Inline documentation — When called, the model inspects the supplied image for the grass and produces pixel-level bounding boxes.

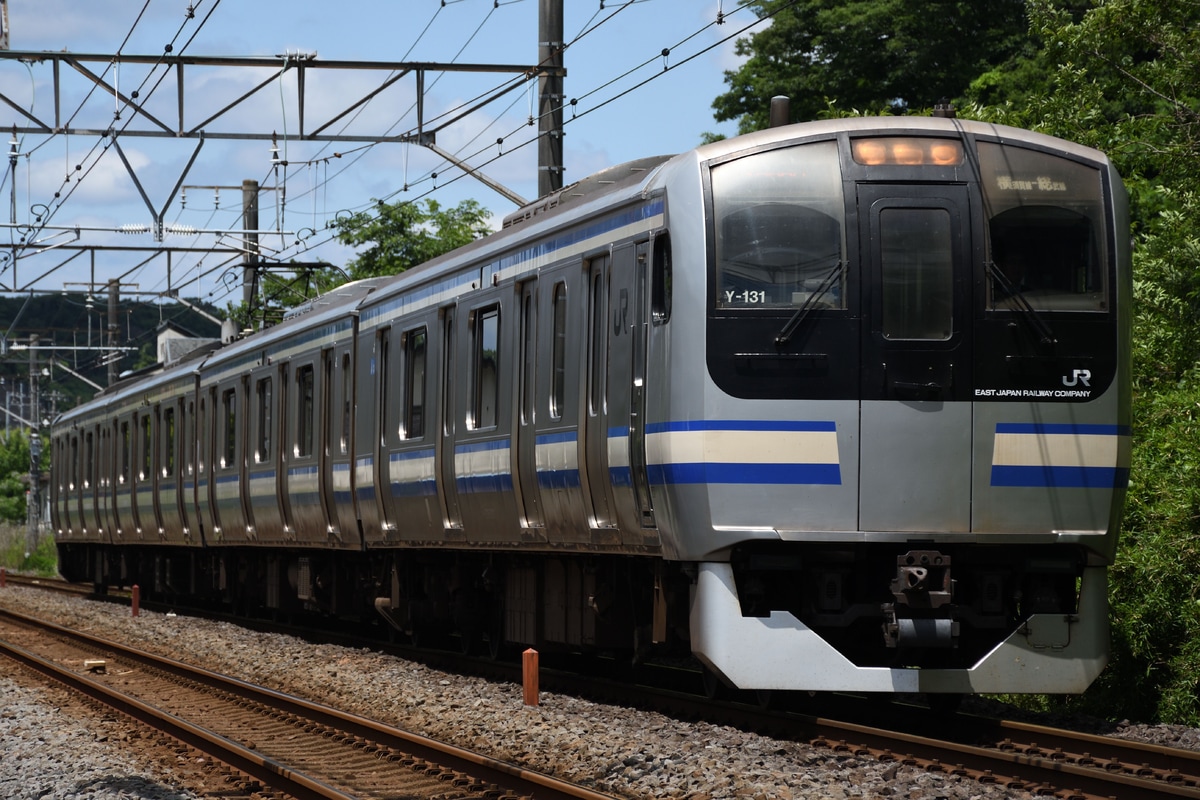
[0,523,59,576]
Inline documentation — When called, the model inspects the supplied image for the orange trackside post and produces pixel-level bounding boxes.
[522,648,539,706]
[131,584,140,617]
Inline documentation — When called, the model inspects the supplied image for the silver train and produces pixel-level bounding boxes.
[51,116,1131,695]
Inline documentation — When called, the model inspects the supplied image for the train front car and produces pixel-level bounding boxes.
[656,117,1130,695]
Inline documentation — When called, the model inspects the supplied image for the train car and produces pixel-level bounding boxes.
[52,113,1130,696]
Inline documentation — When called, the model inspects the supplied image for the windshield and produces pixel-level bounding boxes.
[978,143,1108,312]
[712,141,846,310]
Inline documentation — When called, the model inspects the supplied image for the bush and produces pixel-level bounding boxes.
[1082,386,1200,724]
[0,523,57,577]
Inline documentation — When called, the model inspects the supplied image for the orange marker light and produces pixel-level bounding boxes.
[855,140,887,165]
[930,142,961,165]
[851,137,964,166]
[892,141,924,165]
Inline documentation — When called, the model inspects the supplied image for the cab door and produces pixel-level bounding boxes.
[857,184,974,533]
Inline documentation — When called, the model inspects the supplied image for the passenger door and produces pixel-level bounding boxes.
[514,280,544,530]
[582,255,616,530]
[327,346,358,543]
[437,308,464,530]
[857,184,974,532]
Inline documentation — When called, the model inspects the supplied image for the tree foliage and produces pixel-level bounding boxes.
[1014,0,1200,726]
[235,198,493,329]
[713,0,1032,130]
[332,198,493,282]
[0,431,40,524]
[960,0,1200,724]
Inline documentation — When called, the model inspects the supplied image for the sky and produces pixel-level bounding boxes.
[0,0,765,318]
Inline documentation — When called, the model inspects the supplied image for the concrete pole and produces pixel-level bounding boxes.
[27,333,39,553]
[243,179,260,327]
[107,279,119,387]
[538,0,564,198]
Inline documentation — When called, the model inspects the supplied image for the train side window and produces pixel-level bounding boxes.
[185,400,195,477]
[588,268,606,416]
[119,420,130,484]
[652,232,672,324]
[256,377,272,463]
[471,307,499,430]
[297,365,314,458]
[442,313,455,436]
[221,388,237,468]
[978,142,1108,311]
[197,398,206,475]
[141,413,152,480]
[520,290,535,425]
[163,407,175,477]
[84,432,94,488]
[340,353,352,454]
[404,328,427,439]
[69,435,78,490]
[550,282,567,420]
[378,330,391,444]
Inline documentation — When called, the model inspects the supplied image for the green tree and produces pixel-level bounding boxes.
[713,0,1031,131]
[333,198,492,281]
[1020,0,1200,726]
[0,430,41,524]
[232,198,492,328]
[957,0,1200,723]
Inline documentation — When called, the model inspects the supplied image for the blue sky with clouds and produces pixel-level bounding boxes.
[0,0,764,308]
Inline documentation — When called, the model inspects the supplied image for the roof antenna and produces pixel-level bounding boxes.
[769,96,791,128]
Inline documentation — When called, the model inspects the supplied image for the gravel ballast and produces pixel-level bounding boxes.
[1,584,1195,799]
[0,676,203,800]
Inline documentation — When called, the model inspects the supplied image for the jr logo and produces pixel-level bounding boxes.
[1062,369,1092,387]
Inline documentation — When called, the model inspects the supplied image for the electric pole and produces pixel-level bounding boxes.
[243,179,259,316]
[28,332,40,553]
[539,0,564,197]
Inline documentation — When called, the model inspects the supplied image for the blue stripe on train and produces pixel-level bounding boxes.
[990,465,1130,489]
[649,462,841,486]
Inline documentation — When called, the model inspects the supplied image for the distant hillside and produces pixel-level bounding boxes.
[0,293,224,411]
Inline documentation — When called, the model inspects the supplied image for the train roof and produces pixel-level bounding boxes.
[687,115,1112,166]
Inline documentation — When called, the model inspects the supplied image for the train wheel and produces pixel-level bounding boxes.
[701,667,725,700]
[458,628,478,656]
[407,623,423,648]
[485,612,505,660]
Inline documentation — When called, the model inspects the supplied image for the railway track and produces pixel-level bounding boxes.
[0,606,619,800]
[4,579,1198,799]
[794,708,1200,800]
[564,661,1200,800]
[555,666,1200,800]
[0,571,94,596]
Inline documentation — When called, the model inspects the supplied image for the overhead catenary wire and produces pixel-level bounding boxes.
[10,0,222,279]
[7,0,777,309]
[235,1,778,272]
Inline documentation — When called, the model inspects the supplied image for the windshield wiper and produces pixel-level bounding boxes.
[774,260,844,347]
[985,260,1056,347]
